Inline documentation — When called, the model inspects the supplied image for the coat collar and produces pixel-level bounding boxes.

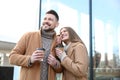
[39,28,57,56]
[67,42,80,56]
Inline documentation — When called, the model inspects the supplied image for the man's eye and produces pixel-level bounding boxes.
[49,18,53,21]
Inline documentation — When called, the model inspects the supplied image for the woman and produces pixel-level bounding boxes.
[55,27,88,80]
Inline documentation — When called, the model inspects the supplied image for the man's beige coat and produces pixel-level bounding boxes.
[9,30,62,80]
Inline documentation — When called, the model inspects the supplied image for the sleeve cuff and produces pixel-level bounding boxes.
[60,52,67,61]
[53,60,60,69]
[28,57,32,67]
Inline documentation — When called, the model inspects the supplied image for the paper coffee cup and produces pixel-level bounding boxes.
[56,46,64,51]
[36,48,45,61]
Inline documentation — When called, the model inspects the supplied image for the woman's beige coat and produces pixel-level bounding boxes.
[9,29,62,80]
[61,42,88,80]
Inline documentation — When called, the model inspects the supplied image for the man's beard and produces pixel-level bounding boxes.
[42,22,55,32]
[44,28,54,32]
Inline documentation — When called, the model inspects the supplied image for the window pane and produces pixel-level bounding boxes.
[41,0,89,80]
[93,0,120,80]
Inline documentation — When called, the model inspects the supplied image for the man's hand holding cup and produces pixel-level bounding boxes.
[30,48,45,63]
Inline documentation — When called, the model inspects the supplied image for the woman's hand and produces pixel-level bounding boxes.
[55,48,67,61]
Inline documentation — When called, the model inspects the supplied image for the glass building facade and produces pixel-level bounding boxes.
[0,0,120,80]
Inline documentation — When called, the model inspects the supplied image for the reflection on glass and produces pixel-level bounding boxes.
[93,0,120,79]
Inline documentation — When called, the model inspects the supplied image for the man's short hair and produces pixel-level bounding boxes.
[46,10,59,21]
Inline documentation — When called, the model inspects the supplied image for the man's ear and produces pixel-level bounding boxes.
[56,22,59,27]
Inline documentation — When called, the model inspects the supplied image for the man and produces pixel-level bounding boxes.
[9,10,62,80]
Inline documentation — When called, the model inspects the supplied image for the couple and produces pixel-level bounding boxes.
[9,10,88,80]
